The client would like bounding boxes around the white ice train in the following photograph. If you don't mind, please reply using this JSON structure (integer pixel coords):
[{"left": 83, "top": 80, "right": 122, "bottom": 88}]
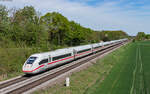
[{"left": 22, "top": 39, "right": 128, "bottom": 74}]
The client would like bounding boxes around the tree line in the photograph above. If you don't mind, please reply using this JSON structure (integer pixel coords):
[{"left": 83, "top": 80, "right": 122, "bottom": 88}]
[
  {"left": 135, "top": 32, "right": 150, "bottom": 41},
  {"left": 0, "top": 5, "right": 128, "bottom": 50}
]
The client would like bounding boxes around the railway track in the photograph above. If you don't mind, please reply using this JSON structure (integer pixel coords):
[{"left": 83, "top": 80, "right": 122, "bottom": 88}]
[
  {"left": 0, "top": 41, "right": 128, "bottom": 94},
  {"left": 0, "top": 76, "right": 28, "bottom": 89}
]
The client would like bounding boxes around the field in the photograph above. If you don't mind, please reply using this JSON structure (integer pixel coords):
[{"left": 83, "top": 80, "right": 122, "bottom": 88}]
[
  {"left": 86, "top": 41, "right": 150, "bottom": 94},
  {"left": 34, "top": 41, "right": 150, "bottom": 94}
]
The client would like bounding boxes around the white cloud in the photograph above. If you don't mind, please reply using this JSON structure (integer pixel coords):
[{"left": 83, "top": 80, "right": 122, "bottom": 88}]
[{"left": 0, "top": 0, "right": 150, "bottom": 35}]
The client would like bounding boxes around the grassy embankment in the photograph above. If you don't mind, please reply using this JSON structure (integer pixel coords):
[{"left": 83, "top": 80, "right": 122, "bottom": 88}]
[
  {"left": 0, "top": 48, "right": 33, "bottom": 81},
  {"left": 34, "top": 42, "right": 132, "bottom": 94}
]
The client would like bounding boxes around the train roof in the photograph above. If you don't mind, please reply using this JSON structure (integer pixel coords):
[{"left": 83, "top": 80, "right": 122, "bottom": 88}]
[
  {"left": 30, "top": 38, "right": 128, "bottom": 58},
  {"left": 69, "top": 44, "right": 91, "bottom": 51},
  {"left": 31, "top": 48, "right": 73, "bottom": 57}
]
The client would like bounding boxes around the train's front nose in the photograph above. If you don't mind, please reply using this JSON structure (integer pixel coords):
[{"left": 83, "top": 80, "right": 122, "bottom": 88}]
[
  {"left": 22, "top": 57, "right": 37, "bottom": 74},
  {"left": 23, "top": 64, "right": 33, "bottom": 73}
]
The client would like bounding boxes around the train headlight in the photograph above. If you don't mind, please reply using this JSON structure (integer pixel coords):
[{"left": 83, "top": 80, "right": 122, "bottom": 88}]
[{"left": 26, "top": 64, "right": 32, "bottom": 68}]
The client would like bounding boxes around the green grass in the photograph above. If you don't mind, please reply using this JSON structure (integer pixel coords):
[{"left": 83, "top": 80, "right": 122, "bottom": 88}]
[
  {"left": 33, "top": 42, "right": 131, "bottom": 94},
  {"left": 86, "top": 42, "right": 136, "bottom": 94},
  {"left": 139, "top": 41, "right": 150, "bottom": 93},
  {"left": 86, "top": 41, "right": 150, "bottom": 94}
]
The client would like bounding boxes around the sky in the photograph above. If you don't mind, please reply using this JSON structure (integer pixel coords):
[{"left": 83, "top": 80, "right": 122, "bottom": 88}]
[{"left": 0, "top": 0, "right": 150, "bottom": 36}]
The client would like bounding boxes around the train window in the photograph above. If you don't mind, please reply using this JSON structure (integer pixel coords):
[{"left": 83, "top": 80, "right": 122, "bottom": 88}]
[
  {"left": 26, "top": 57, "right": 37, "bottom": 64},
  {"left": 52, "top": 53, "right": 71, "bottom": 61},
  {"left": 39, "top": 59, "right": 48, "bottom": 65},
  {"left": 49, "top": 57, "right": 51, "bottom": 62},
  {"left": 94, "top": 46, "right": 101, "bottom": 49},
  {"left": 77, "top": 48, "right": 91, "bottom": 54}
]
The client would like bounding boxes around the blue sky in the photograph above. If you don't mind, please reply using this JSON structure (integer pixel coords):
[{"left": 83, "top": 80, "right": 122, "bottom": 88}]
[{"left": 0, "top": 0, "right": 150, "bottom": 35}]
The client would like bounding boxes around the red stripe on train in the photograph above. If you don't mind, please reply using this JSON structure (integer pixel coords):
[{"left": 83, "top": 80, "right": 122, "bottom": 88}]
[{"left": 23, "top": 65, "right": 44, "bottom": 72}]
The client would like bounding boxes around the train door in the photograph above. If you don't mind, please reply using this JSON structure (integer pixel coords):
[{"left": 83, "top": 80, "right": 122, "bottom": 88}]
[
  {"left": 73, "top": 49, "right": 76, "bottom": 59},
  {"left": 48, "top": 55, "right": 51, "bottom": 63},
  {"left": 91, "top": 45, "right": 94, "bottom": 54},
  {"left": 42, "top": 55, "right": 49, "bottom": 70},
  {"left": 102, "top": 42, "right": 104, "bottom": 49},
  {"left": 47, "top": 55, "right": 51, "bottom": 68}
]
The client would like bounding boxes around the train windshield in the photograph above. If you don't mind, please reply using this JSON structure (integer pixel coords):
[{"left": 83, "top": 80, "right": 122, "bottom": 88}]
[{"left": 26, "top": 57, "right": 37, "bottom": 64}]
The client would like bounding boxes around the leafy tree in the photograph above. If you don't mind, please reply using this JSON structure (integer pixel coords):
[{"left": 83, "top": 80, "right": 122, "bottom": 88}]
[
  {"left": 0, "top": 5, "right": 12, "bottom": 47},
  {"left": 99, "top": 30, "right": 128, "bottom": 41},
  {"left": 145, "top": 34, "right": 150, "bottom": 39},
  {"left": 0, "top": 5, "right": 9, "bottom": 22},
  {"left": 136, "top": 32, "right": 145, "bottom": 41},
  {"left": 41, "top": 12, "right": 71, "bottom": 45},
  {"left": 13, "top": 6, "right": 36, "bottom": 24}
]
